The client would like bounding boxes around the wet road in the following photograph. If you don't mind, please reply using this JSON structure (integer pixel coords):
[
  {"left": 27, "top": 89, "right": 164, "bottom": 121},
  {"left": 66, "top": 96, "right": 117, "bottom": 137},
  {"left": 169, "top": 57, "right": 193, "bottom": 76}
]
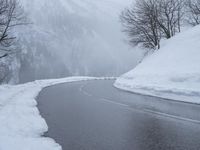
[{"left": 37, "top": 80, "right": 200, "bottom": 150}]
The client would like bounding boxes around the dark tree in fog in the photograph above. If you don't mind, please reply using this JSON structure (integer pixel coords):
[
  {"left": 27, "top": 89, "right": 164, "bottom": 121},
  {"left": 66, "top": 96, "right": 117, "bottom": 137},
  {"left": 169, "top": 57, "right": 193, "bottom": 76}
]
[
  {"left": 121, "top": 0, "right": 185, "bottom": 50},
  {"left": 186, "top": 0, "right": 200, "bottom": 26},
  {"left": 120, "top": 0, "right": 161, "bottom": 50},
  {"left": 157, "top": 0, "right": 185, "bottom": 38},
  {"left": 0, "top": 0, "right": 26, "bottom": 59}
]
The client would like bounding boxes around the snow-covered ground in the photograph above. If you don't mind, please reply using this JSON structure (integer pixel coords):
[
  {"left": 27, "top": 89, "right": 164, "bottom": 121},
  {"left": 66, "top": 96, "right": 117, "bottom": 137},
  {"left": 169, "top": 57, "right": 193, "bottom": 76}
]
[
  {"left": 0, "top": 76, "right": 112, "bottom": 150},
  {"left": 115, "top": 25, "right": 200, "bottom": 104}
]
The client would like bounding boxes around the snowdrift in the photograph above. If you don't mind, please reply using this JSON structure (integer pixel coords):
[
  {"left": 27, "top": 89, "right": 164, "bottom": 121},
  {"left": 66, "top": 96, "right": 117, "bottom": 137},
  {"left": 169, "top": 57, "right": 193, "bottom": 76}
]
[
  {"left": 0, "top": 76, "right": 106, "bottom": 150},
  {"left": 115, "top": 25, "right": 200, "bottom": 104}
]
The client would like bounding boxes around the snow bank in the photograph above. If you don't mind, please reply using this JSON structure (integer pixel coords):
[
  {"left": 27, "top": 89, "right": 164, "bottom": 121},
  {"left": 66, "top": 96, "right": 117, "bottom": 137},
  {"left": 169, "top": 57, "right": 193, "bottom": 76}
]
[
  {"left": 115, "top": 25, "right": 200, "bottom": 104},
  {"left": 0, "top": 76, "right": 103, "bottom": 150}
]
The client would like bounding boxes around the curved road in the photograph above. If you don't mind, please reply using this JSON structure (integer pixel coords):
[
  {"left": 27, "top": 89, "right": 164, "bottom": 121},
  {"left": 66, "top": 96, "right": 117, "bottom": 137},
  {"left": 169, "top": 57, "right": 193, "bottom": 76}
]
[{"left": 37, "top": 80, "right": 200, "bottom": 150}]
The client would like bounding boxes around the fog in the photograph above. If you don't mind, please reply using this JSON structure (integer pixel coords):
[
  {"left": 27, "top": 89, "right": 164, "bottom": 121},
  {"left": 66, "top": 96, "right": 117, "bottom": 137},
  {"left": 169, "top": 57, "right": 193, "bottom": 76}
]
[{"left": 17, "top": 0, "right": 142, "bottom": 83}]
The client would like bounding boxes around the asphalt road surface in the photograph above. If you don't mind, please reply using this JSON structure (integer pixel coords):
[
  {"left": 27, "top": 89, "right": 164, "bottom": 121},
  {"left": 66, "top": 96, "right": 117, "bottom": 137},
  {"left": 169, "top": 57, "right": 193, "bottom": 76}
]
[{"left": 37, "top": 80, "right": 200, "bottom": 150}]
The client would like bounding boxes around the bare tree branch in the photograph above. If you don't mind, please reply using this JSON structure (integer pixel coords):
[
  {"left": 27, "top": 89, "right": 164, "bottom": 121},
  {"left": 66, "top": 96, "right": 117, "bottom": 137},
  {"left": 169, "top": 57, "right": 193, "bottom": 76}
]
[
  {"left": 186, "top": 0, "right": 200, "bottom": 26},
  {"left": 0, "top": 0, "right": 27, "bottom": 58},
  {"left": 120, "top": 0, "right": 161, "bottom": 50},
  {"left": 121, "top": 0, "right": 185, "bottom": 50}
]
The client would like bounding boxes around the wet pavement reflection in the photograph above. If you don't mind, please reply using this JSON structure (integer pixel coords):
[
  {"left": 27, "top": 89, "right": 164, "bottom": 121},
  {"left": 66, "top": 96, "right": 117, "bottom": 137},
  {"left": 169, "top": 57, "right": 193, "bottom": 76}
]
[{"left": 37, "top": 80, "right": 200, "bottom": 150}]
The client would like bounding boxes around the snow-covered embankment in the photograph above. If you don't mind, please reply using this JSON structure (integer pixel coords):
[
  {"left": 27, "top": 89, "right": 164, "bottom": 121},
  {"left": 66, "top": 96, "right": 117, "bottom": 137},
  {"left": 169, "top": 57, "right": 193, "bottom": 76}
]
[
  {"left": 0, "top": 77, "right": 101, "bottom": 150},
  {"left": 115, "top": 25, "right": 200, "bottom": 104}
]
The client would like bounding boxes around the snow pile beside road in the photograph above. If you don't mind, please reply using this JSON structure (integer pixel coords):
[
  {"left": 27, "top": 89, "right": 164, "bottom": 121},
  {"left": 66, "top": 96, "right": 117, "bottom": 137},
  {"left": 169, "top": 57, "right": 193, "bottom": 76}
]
[
  {"left": 0, "top": 77, "right": 98, "bottom": 150},
  {"left": 115, "top": 25, "right": 200, "bottom": 104}
]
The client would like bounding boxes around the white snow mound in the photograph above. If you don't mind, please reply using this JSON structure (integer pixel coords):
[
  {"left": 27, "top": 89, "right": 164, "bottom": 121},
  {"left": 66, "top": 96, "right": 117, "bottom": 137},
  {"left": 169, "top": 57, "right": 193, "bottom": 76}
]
[
  {"left": 115, "top": 25, "right": 200, "bottom": 104},
  {"left": 0, "top": 76, "right": 103, "bottom": 150}
]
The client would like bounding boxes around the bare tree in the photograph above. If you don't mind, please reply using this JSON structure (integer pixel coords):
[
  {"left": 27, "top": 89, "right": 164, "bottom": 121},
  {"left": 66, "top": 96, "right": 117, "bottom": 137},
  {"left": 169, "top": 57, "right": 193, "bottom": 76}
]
[
  {"left": 157, "top": 0, "right": 185, "bottom": 39},
  {"left": 0, "top": 0, "right": 26, "bottom": 59},
  {"left": 186, "top": 0, "right": 200, "bottom": 26},
  {"left": 120, "top": 0, "right": 161, "bottom": 50},
  {"left": 0, "top": 63, "right": 9, "bottom": 83},
  {"left": 121, "top": 0, "right": 185, "bottom": 50}
]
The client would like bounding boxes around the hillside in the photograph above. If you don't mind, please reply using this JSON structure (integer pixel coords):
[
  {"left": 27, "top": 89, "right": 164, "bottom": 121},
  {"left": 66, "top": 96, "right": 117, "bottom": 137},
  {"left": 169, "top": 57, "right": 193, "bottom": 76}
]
[
  {"left": 115, "top": 25, "right": 200, "bottom": 104},
  {"left": 15, "top": 0, "right": 139, "bottom": 83}
]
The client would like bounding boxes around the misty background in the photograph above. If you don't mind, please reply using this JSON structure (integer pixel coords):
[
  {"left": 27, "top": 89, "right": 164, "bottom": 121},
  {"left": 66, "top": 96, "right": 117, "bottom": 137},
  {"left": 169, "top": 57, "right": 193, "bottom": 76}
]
[{"left": 8, "top": 0, "right": 142, "bottom": 83}]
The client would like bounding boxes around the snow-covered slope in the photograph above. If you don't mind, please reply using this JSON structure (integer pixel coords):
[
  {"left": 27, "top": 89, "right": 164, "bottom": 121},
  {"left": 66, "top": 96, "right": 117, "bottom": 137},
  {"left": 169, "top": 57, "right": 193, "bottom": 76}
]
[
  {"left": 0, "top": 76, "right": 102, "bottom": 150},
  {"left": 15, "top": 0, "right": 139, "bottom": 83},
  {"left": 115, "top": 25, "right": 200, "bottom": 104}
]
